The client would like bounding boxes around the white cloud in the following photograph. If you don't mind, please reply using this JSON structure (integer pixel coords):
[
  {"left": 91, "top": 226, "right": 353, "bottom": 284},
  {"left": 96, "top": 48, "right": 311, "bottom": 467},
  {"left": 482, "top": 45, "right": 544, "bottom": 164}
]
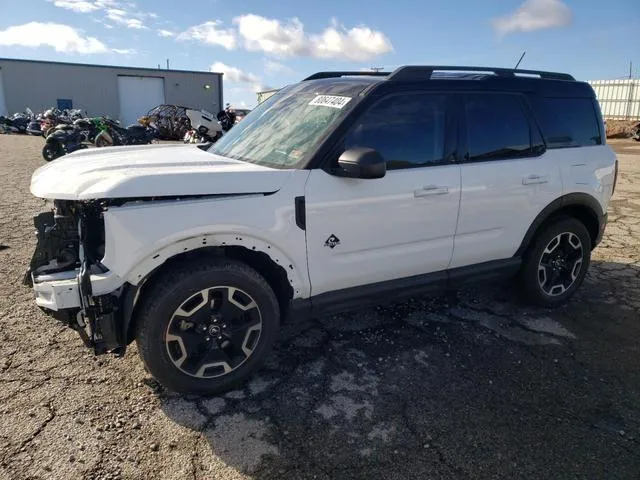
[
  {"left": 0, "top": 22, "right": 136, "bottom": 54},
  {"left": 233, "top": 14, "right": 392, "bottom": 60},
  {"left": 492, "top": 0, "right": 571, "bottom": 35},
  {"left": 211, "top": 62, "right": 264, "bottom": 92},
  {"left": 178, "top": 21, "right": 236, "bottom": 49},
  {"left": 125, "top": 18, "right": 146, "bottom": 29},
  {"left": 0, "top": 22, "right": 108, "bottom": 53},
  {"left": 234, "top": 15, "right": 307, "bottom": 57},
  {"left": 312, "top": 20, "right": 394, "bottom": 61},
  {"left": 157, "top": 29, "right": 176, "bottom": 38},
  {"left": 211, "top": 62, "right": 259, "bottom": 84},
  {"left": 263, "top": 59, "right": 293, "bottom": 75},
  {"left": 180, "top": 15, "right": 392, "bottom": 61},
  {"left": 105, "top": 9, "right": 147, "bottom": 29},
  {"left": 106, "top": 8, "right": 126, "bottom": 17},
  {"left": 111, "top": 47, "right": 136, "bottom": 54},
  {"left": 48, "top": 0, "right": 155, "bottom": 31},
  {"left": 49, "top": 0, "right": 100, "bottom": 13}
]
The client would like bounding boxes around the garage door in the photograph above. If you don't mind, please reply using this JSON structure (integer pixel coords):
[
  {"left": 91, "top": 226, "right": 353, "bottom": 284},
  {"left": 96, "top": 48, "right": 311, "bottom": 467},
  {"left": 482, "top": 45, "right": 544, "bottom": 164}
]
[
  {"left": 0, "top": 70, "right": 7, "bottom": 116},
  {"left": 117, "top": 76, "right": 165, "bottom": 126}
]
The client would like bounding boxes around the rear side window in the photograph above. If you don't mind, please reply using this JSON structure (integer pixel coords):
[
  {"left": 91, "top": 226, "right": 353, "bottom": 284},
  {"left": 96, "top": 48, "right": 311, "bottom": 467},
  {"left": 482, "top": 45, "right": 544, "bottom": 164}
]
[
  {"left": 532, "top": 97, "right": 602, "bottom": 148},
  {"left": 344, "top": 93, "right": 446, "bottom": 169},
  {"left": 464, "top": 94, "right": 538, "bottom": 162}
]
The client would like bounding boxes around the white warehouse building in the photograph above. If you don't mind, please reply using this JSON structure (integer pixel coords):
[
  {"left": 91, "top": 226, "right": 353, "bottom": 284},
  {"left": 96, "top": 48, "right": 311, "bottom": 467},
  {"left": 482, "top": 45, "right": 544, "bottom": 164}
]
[{"left": 0, "top": 58, "right": 224, "bottom": 125}]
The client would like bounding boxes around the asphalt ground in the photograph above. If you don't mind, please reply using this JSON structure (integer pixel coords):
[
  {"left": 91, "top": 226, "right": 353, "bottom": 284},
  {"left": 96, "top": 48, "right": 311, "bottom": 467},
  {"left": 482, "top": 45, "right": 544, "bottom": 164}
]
[{"left": 0, "top": 135, "right": 638, "bottom": 479}]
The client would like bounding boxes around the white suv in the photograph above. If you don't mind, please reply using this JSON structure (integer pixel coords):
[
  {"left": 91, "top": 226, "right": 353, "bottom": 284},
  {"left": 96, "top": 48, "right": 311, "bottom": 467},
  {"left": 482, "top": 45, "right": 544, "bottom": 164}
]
[{"left": 25, "top": 66, "right": 617, "bottom": 394}]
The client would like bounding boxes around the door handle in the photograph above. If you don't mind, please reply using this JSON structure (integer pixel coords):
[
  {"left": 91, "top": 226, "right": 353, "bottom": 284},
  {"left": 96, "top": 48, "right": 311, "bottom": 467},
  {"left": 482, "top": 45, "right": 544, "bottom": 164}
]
[
  {"left": 522, "top": 174, "right": 550, "bottom": 185},
  {"left": 414, "top": 185, "right": 449, "bottom": 197}
]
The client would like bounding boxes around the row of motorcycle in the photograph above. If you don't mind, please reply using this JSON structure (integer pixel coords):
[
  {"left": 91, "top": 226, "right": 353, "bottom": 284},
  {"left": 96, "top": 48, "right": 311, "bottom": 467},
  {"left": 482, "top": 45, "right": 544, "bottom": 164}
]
[
  {"left": 1, "top": 103, "right": 245, "bottom": 161},
  {"left": 43, "top": 115, "right": 157, "bottom": 161},
  {"left": 0, "top": 107, "right": 157, "bottom": 161}
]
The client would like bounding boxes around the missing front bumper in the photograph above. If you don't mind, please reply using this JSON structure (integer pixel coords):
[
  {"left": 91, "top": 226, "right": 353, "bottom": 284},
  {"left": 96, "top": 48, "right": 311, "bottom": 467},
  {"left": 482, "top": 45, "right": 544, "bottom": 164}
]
[{"left": 30, "top": 269, "right": 129, "bottom": 355}]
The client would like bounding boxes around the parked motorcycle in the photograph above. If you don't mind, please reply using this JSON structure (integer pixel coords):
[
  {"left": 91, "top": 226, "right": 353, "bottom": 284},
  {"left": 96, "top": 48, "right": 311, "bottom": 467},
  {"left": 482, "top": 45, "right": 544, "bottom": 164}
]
[
  {"left": 73, "top": 117, "right": 109, "bottom": 143},
  {"left": 94, "top": 118, "right": 157, "bottom": 147},
  {"left": 41, "top": 108, "right": 64, "bottom": 137},
  {"left": 26, "top": 108, "right": 44, "bottom": 136},
  {"left": 0, "top": 112, "right": 29, "bottom": 134},
  {"left": 183, "top": 108, "right": 223, "bottom": 144},
  {"left": 41, "top": 108, "right": 86, "bottom": 137},
  {"left": 42, "top": 125, "right": 87, "bottom": 161},
  {"left": 216, "top": 104, "right": 237, "bottom": 132}
]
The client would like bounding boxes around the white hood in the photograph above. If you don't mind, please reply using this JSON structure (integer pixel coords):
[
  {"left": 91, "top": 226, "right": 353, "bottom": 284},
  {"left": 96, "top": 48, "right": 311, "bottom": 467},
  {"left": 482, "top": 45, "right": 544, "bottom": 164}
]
[{"left": 30, "top": 144, "right": 294, "bottom": 200}]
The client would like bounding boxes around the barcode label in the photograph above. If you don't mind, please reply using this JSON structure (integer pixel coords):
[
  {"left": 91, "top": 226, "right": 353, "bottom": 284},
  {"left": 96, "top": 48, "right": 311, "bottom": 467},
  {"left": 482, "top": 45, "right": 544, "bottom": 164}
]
[{"left": 308, "top": 95, "right": 352, "bottom": 109}]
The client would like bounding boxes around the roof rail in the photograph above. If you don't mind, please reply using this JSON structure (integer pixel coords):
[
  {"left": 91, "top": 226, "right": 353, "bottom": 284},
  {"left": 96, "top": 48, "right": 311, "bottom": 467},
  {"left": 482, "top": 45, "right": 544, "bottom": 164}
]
[
  {"left": 387, "top": 66, "right": 574, "bottom": 81},
  {"left": 303, "top": 71, "right": 391, "bottom": 81}
]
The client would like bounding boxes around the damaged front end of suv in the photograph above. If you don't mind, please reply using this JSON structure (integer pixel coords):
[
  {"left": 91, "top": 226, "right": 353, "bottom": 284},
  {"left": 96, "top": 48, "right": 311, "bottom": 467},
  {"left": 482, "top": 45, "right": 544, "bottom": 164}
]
[
  {"left": 24, "top": 199, "right": 131, "bottom": 355},
  {"left": 24, "top": 142, "right": 298, "bottom": 364}
]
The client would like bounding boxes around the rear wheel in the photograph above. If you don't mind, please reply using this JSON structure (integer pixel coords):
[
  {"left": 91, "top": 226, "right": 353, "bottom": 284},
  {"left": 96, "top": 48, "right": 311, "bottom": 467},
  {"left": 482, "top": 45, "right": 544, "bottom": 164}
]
[
  {"left": 42, "top": 142, "right": 63, "bottom": 161},
  {"left": 519, "top": 217, "right": 591, "bottom": 307},
  {"left": 135, "top": 259, "right": 280, "bottom": 395}
]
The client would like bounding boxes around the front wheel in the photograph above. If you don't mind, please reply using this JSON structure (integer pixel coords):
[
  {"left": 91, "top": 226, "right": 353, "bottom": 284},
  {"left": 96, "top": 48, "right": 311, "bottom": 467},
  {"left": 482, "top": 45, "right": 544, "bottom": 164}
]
[
  {"left": 42, "top": 142, "right": 63, "bottom": 161},
  {"left": 135, "top": 259, "right": 280, "bottom": 395},
  {"left": 519, "top": 217, "right": 591, "bottom": 307}
]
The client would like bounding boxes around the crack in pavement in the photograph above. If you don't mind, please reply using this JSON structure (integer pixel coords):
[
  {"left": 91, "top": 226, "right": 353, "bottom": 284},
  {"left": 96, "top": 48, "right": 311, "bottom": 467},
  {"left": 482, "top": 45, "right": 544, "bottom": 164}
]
[{"left": 9, "top": 401, "right": 55, "bottom": 462}]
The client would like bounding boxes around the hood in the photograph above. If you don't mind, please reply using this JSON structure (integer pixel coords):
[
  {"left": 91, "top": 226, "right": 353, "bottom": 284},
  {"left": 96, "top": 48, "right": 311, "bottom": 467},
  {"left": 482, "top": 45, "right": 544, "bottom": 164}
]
[{"left": 30, "top": 144, "right": 294, "bottom": 200}]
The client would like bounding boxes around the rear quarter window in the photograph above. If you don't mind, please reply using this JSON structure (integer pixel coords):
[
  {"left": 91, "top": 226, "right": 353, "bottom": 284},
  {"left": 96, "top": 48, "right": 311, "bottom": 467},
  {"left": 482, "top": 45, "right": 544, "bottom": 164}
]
[{"left": 531, "top": 97, "right": 602, "bottom": 148}]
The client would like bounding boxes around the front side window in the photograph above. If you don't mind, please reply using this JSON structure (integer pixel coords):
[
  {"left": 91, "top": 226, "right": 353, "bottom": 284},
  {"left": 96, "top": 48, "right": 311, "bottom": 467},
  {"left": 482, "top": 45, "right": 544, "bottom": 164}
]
[
  {"left": 465, "top": 94, "right": 535, "bottom": 161},
  {"left": 344, "top": 93, "right": 447, "bottom": 170}
]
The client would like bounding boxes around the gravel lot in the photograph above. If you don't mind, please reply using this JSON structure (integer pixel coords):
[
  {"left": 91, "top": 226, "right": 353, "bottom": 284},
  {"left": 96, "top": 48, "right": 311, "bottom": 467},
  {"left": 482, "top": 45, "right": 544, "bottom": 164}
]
[{"left": 1, "top": 135, "right": 639, "bottom": 480}]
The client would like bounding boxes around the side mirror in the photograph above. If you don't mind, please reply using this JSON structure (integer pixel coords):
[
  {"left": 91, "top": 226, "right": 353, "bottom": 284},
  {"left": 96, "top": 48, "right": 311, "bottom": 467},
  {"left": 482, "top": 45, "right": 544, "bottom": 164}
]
[{"left": 337, "top": 148, "right": 386, "bottom": 179}]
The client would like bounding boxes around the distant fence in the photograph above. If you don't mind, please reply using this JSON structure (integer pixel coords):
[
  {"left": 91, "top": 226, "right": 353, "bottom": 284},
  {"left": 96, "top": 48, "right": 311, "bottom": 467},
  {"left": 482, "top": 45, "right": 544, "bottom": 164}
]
[{"left": 588, "top": 79, "right": 640, "bottom": 120}]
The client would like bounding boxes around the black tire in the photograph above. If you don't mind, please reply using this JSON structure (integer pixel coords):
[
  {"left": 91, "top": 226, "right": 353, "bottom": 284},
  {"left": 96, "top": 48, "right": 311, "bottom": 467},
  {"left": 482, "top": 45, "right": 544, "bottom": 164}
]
[
  {"left": 42, "top": 142, "right": 63, "bottom": 161},
  {"left": 519, "top": 216, "right": 591, "bottom": 307},
  {"left": 135, "top": 258, "right": 280, "bottom": 395}
]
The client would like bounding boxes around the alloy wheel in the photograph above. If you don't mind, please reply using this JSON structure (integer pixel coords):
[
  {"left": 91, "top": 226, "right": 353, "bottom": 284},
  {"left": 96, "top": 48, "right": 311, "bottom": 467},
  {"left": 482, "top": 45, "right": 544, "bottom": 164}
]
[
  {"left": 537, "top": 232, "right": 584, "bottom": 297},
  {"left": 164, "top": 286, "right": 262, "bottom": 378}
]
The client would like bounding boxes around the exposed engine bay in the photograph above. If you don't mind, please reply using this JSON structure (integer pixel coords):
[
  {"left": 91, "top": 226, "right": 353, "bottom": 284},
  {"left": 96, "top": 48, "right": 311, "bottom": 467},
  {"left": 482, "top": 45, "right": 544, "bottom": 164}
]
[
  {"left": 24, "top": 194, "right": 249, "bottom": 357},
  {"left": 24, "top": 200, "right": 129, "bottom": 355},
  {"left": 26, "top": 200, "right": 105, "bottom": 278}
]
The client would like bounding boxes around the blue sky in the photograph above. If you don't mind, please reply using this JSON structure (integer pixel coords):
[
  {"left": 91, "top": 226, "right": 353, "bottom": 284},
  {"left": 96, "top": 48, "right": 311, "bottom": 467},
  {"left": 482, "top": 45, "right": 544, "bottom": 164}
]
[{"left": 0, "top": 0, "right": 638, "bottom": 108}]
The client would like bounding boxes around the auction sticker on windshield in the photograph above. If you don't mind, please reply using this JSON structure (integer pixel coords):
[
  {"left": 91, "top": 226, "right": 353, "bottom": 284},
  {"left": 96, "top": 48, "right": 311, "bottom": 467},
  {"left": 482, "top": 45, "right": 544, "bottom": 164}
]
[{"left": 309, "top": 95, "right": 352, "bottom": 109}]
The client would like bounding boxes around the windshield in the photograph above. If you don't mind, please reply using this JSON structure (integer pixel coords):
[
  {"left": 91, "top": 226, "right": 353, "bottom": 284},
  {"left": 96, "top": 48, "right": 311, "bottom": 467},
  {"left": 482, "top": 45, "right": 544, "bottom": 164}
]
[{"left": 209, "top": 84, "right": 356, "bottom": 169}]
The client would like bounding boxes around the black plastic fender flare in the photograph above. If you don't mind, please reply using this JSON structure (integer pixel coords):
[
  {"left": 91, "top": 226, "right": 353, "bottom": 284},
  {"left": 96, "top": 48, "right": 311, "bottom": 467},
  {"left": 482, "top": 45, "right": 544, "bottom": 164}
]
[{"left": 514, "top": 193, "right": 604, "bottom": 257}]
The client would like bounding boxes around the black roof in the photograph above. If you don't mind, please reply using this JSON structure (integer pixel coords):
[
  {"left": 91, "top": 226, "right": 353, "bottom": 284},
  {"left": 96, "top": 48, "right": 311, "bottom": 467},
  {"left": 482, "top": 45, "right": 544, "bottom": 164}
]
[
  {"left": 304, "top": 65, "right": 575, "bottom": 82},
  {"left": 302, "top": 65, "right": 595, "bottom": 97}
]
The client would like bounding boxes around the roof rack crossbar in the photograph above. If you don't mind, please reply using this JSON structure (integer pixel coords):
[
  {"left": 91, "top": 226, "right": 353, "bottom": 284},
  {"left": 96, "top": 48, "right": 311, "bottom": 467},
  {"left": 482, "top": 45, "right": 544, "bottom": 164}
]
[
  {"left": 387, "top": 66, "right": 574, "bottom": 81},
  {"left": 303, "top": 71, "right": 391, "bottom": 81}
]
